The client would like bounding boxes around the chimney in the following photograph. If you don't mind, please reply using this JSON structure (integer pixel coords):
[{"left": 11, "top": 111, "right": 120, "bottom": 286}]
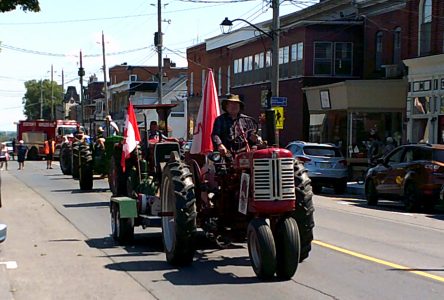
[{"left": 163, "top": 58, "right": 171, "bottom": 69}]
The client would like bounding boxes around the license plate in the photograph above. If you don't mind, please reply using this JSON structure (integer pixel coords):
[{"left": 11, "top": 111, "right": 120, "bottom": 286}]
[{"left": 318, "top": 162, "right": 331, "bottom": 168}]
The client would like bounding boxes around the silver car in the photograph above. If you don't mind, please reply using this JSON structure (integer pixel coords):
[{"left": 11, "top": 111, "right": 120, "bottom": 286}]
[
  {"left": 0, "top": 223, "right": 6, "bottom": 243},
  {"left": 286, "top": 141, "right": 348, "bottom": 194}
]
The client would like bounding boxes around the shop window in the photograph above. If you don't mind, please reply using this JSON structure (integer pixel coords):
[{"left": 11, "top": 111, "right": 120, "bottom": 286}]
[
  {"left": 413, "top": 96, "right": 430, "bottom": 114},
  {"left": 314, "top": 42, "right": 333, "bottom": 75},
  {"left": 412, "top": 119, "right": 429, "bottom": 143},
  {"left": 349, "top": 111, "right": 402, "bottom": 159}
]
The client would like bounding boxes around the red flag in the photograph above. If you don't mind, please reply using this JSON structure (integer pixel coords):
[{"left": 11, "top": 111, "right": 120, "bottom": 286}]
[
  {"left": 190, "top": 68, "right": 220, "bottom": 154},
  {"left": 121, "top": 101, "right": 141, "bottom": 172}
]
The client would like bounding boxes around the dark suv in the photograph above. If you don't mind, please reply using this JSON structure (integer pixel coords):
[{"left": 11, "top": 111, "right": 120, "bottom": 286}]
[{"left": 365, "top": 143, "right": 444, "bottom": 211}]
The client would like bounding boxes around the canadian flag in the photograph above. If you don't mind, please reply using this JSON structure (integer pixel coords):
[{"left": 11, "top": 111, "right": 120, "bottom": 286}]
[
  {"left": 190, "top": 68, "right": 220, "bottom": 154},
  {"left": 121, "top": 101, "right": 141, "bottom": 172}
]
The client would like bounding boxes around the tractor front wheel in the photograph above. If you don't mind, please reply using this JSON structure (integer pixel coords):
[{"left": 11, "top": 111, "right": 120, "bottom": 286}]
[
  {"left": 111, "top": 203, "right": 134, "bottom": 245},
  {"left": 161, "top": 151, "right": 197, "bottom": 266},
  {"left": 247, "top": 218, "right": 277, "bottom": 280},
  {"left": 275, "top": 217, "right": 300, "bottom": 280}
]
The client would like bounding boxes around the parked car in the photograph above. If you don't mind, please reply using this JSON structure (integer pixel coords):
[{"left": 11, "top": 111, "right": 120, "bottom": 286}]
[
  {"left": 0, "top": 223, "right": 6, "bottom": 243},
  {"left": 286, "top": 141, "right": 348, "bottom": 194},
  {"left": 365, "top": 143, "right": 444, "bottom": 212}
]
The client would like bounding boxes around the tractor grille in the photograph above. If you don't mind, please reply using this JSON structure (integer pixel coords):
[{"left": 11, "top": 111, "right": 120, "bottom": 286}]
[{"left": 253, "top": 158, "right": 296, "bottom": 201}]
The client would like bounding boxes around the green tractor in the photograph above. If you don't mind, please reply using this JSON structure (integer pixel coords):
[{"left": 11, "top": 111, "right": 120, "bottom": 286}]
[
  {"left": 70, "top": 132, "right": 124, "bottom": 191},
  {"left": 108, "top": 104, "right": 182, "bottom": 244}
]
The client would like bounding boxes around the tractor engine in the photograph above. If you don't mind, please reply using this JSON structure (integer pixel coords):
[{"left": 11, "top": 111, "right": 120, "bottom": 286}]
[{"left": 233, "top": 148, "right": 296, "bottom": 215}]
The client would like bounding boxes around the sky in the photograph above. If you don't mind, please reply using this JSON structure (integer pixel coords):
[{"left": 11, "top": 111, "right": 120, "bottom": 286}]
[{"left": 0, "top": 0, "right": 315, "bottom": 131}]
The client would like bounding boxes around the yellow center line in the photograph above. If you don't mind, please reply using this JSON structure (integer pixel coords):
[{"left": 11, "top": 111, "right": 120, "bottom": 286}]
[{"left": 313, "top": 240, "right": 444, "bottom": 283}]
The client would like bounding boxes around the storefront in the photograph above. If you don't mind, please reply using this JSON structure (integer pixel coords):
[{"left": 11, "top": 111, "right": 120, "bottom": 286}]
[
  {"left": 404, "top": 54, "right": 444, "bottom": 144},
  {"left": 303, "top": 79, "right": 407, "bottom": 178}
]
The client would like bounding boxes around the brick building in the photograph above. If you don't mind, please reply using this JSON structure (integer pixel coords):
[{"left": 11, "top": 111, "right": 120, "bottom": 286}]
[{"left": 186, "top": 0, "right": 444, "bottom": 175}]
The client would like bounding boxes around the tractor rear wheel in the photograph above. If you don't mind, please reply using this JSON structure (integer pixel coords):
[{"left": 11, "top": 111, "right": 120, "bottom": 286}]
[
  {"left": 111, "top": 202, "right": 134, "bottom": 245},
  {"left": 71, "top": 141, "right": 80, "bottom": 180},
  {"left": 247, "top": 218, "right": 277, "bottom": 280},
  {"left": 79, "top": 142, "right": 93, "bottom": 190},
  {"left": 275, "top": 216, "right": 300, "bottom": 280},
  {"left": 60, "top": 143, "right": 72, "bottom": 175},
  {"left": 292, "top": 161, "right": 314, "bottom": 262},
  {"left": 161, "top": 151, "right": 197, "bottom": 266}
]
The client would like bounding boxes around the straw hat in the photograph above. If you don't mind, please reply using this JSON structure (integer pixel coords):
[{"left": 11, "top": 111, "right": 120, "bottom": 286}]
[{"left": 222, "top": 94, "right": 244, "bottom": 112}]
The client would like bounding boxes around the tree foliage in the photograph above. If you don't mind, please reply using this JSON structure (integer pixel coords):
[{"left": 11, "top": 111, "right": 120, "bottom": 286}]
[
  {"left": 23, "top": 79, "right": 63, "bottom": 120},
  {"left": 0, "top": 0, "right": 40, "bottom": 12}
]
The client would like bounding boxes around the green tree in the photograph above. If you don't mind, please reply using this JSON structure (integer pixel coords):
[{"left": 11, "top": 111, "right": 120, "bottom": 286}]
[
  {"left": 0, "top": 0, "right": 40, "bottom": 12},
  {"left": 22, "top": 79, "right": 63, "bottom": 120}
]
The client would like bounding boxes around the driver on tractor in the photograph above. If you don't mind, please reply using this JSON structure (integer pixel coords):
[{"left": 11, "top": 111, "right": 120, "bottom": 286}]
[{"left": 211, "top": 94, "right": 261, "bottom": 156}]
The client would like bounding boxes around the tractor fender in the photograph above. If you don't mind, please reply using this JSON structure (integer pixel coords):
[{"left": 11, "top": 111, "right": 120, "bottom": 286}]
[{"left": 110, "top": 197, "right": 138, "bottom": 218}]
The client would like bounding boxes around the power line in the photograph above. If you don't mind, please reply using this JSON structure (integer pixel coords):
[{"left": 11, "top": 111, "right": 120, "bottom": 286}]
[{"left": 0, "top": 43, "right": 149, "bottom": 58}]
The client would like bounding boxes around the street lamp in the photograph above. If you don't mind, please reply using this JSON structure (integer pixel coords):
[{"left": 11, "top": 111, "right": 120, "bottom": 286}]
[
  {"left": 220, "top": 17, "right": 273, "bottom": 39},
  {"left": 220, "top": 3, "right": 280, "bottom": 145}
]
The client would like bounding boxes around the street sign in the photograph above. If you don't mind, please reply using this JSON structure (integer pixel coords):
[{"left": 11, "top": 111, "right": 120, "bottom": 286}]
[
  {"left": 273, "top": 106, "right": 284, "bottom": 129},
  {"left": 271, "top": 96, "right": 287, "bottom": 107}
]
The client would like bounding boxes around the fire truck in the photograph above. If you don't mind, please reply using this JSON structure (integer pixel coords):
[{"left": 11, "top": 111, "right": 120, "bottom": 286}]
[{"left": 17, "top": 120, "right": 80, "bottom": 160}]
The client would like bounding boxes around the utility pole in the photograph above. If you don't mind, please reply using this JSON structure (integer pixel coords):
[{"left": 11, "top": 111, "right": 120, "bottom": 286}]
[
  {"left": 271, "top": 0, "right": 280, "bottom": 146},
  {"left": 40, "top": 79, "right": 43, "bottom": 119},
  {"left": 78, "top": 50, "right": 85, "bottom": 126},
  {"left": 61, "top": 69, "right": 65, "bottom": 119},
  {"left": 51, "top": 64, "right": 54, "bottom": 120},
  {"left": 102, "top": 31, "right": 109, "bottom": 116},
  {"left": 157, "top": 0, "right": 163, "bottom": 104}
]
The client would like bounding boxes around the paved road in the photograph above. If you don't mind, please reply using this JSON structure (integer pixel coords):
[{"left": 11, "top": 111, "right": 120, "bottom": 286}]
[{"left": 1, "top": 161, "right": 444, "bottom": 299}]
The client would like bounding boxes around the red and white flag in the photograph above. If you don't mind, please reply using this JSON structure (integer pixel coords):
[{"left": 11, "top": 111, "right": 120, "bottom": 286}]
[
  {"left": 190, "top": 68, "right": 220, "bottom": 154},
  {"left": 121, "top": 101, "right": 141, "bottom": 172}
]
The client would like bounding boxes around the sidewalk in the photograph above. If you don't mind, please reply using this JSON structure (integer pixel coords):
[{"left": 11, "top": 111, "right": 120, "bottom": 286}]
[{"left": 0, "top": 168, "right": 152, "bottom": 299}]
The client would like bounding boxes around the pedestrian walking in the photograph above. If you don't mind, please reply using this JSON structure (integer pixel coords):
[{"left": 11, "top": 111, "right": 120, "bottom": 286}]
[
  {"left": 16, "top": 140, "right": 28, "bottom": 170},
  {"left": 44, "top": 138, "right": 55, "bottom": 169},
  {"left": 0, "top": 144, "right": 8, "bottom": 171}
]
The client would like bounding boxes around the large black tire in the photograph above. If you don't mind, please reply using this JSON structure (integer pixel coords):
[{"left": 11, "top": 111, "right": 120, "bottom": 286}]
[
  {"left": 275, "top": 216, "right": 300, "bottom": 280},
  {"left": 60, "top": 143, "right": 72, "bottom": 175},
  {"left": 79, "top": 142, "right": 93, "bottom": 190},
  {"left": 292, "top": 161, "right": 314, "bottom": 262},
  {"left": 111, "top": 202, "right": 134, "bottom": 245},
  {"left": 108, "top": 156, "right": 127, "bottom": 196},
  {"left": 27, "top": 146, "right": 39, "bottom": 161},
  {"left": 161, "top": 151, "right": 197, "bottom": 266},
  {"left": 247, "top": 218, "right": 277, "bottom": 279},
  {"left": 365, "top": 179, "right": 378, "bottom": 206},
  {"left": 71, "top": 141, "right": 80, "bottom": 180},
  {"left": 404, "top": 181, "right": 420, "bottom": 212}
]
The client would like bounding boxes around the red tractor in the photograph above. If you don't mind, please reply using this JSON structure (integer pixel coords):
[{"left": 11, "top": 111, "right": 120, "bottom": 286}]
[
  {"left": 161, "top": 144, "right": 314, "bottom": 279},
  {"left": 109, "top": 105, "right": 314, "bottom": 280}
]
